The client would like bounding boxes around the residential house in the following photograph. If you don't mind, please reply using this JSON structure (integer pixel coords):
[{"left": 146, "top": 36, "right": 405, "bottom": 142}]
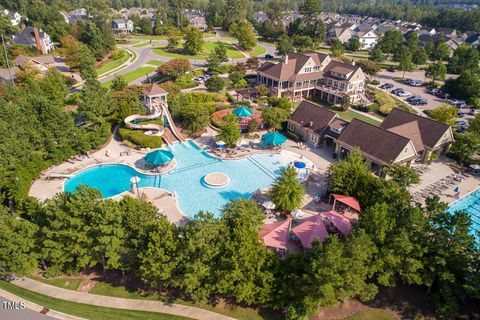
[
  {"left": 3, "top": 9, "right": 22, "bottom": 26},
  {"left": 436, "top": 28, "right": 457, "bottom": 37},
  {"left": 352, "top": 25, "right": 378, "bottom": 49},
  {"left": 12, "top": 27, "right": 54, "bottom": 54},
  {"left": 380, "top": 108, "right": 454, "bottom": 162},
  {"left": 465, "top": 33, "right": 480, "bottom": 47},
  {"left": 112, "top": 19, "right": 134, "bottom": 33},
  {"left": 67, "top": 8, "right": 87, "bottom": 23},
  {"left": 184, "top": 9, "right": 207, "bottom": 31},
  {"left": 287, "top": 102, "right": 454, "bottom": 171},
  {"left": 13, "top": 54, "right": 54, "bottom": 73},
  {"left": 253, "top": 11, "right": 269, "bottom": 24},
  {"left": 327, "top": 24, "right": 354, "bottom": 43},
  {"left": 257, "top": 52, "right": 367, "bottom": 104},
  {"left": 372, "top": 24, "right": 395, "bottom": 35}
]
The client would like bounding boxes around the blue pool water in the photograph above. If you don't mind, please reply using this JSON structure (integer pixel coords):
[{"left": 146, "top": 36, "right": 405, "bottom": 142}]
[
  {"left": 64, "top": 141, "right": 298, "bottom": 217},
  {"left": 448, "top": 188, "right": 480, "bottom": 237}
]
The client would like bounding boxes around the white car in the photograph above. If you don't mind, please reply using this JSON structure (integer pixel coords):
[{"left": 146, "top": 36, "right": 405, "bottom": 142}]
[{"left": 397, "top": 91, "right": 411, "bottom": 97}]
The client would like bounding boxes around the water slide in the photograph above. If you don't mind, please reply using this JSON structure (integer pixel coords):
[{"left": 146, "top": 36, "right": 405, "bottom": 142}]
[
  {"left": 160, "top": 103, "right": 186, "bottom": 142},
  {"left": 124, "top": 104, "right": 164, "bottom": 136}
]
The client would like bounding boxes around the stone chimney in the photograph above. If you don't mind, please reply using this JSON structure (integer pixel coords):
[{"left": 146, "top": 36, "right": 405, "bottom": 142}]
[
  {"left": 33, "top": 27, "right": 45, "bottom": 54},
  {"left": 284, "top": 54, "right": 288, "bottom": 64}
]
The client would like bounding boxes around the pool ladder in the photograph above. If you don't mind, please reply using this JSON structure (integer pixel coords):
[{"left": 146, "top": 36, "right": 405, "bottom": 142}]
[{"left": 247, "top": 157, "right": 276, "bottom": 180}]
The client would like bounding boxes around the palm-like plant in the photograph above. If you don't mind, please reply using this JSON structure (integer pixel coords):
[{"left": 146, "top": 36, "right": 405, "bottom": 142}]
[{"left": 269, "top": 166, "right": 304, "bottom": 212}]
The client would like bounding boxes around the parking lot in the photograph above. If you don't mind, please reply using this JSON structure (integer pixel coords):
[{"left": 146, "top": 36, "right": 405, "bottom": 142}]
[{"left": 375, "top": 70, "right": 476, "bottom": 124}]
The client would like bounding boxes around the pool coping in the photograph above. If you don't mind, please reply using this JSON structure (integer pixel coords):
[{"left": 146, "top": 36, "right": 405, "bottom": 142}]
[{"left": 448, "top": 186, "right": 480, "bottom": 208}]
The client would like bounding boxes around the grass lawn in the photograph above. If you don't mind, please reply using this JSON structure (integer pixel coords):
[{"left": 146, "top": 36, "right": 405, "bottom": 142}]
[
  {"left": 132, "top": 42, "right": 151, "bottom": 47},
  {"left": 102, "top": 66, "right": 156, "bottom": 88},
  {"left": 37, "top": 279, "right": 281, "bottom": 320},
  {"left": 146, "top": 60, "right": 165, "bottom": 66},
  {"left": 0, "top": 281, "right": 190, "bottom": 320},
  {"left": 345, "top": 310, "right": 397, "bottom": 320},
  {"left": 130, "top": 34, "right": 167, "bottom": 40},
  {"left": 154, "top": 42, "right": 245, "bottom": 60},
  {"left": 30, "top": 275, "right": 83, "bottom": 291},
  {"left": 96, "top": 50, "right": 129, "bottom": 75},
  {"left": 370, "top": 87, "right": 416, "bottom": 115},
  {"left": 250, "top": 45, "right": 267, "bottom": 57},
  {"left": 310, "top": 99, "right": 382, "bottom": 126}
]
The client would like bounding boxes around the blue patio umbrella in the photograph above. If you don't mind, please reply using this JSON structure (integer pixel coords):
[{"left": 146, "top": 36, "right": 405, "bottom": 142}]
[
  {"left": 144, "top": 150, "right": 174, "bottom": 166},
  {"left": 294, "top": 161, "right": 306, "bottom": 169},
  {"left": 232, "top": 106, "right": 253, "bottom": 118},
  {"left": 261, "top": 132, "right": 287, "bottom": 145}
]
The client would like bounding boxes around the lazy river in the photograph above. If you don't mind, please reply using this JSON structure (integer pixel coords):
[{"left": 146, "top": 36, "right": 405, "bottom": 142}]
[{"left": 64, "top": 141, "right": 306, "bottom": 217}]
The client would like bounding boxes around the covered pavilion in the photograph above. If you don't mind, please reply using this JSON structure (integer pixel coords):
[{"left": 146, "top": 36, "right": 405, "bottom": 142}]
[
  {"left": 259, "top": 218, "right": 292, "bottom": 251},
  {"left": 291, "top": 215, "right": 328, "bottom": 249}
]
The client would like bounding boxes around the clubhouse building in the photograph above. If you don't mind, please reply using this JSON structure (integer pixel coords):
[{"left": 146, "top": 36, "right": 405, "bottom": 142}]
[
  {"left": 257, "top": 52, "right": 367, "bottom": 104},
  {"left": 288, "top": 101, "right": 454, "bottom": 172}
]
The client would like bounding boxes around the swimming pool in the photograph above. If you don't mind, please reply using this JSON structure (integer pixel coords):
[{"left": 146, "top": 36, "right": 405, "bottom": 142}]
[
  {"left": 448, "top": 188, "right": 480, "bottom": 236},
  {"left": 64, "top": 141, "right": 305, "bottom": 217}
]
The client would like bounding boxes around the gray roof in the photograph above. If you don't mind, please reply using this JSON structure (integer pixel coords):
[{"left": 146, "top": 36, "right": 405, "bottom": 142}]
[
  {"left": 13, "top": 27, "right": 47, "bottom": 46},
  {"left": 289, "top": 100, "right": 337, "bottom": 136}
]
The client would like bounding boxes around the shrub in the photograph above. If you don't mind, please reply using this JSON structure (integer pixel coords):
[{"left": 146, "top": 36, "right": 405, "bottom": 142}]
[
  {"left": 159, "top": 81, "right": 181, "bottom": 94},
  {"left": 118, "top": 127, "right": 163, "bottom": 148},
  {"left": 226, "top": 92, "right": 235, "bottom": 102},
  {"left": 205, "top": 76, "right": 225, "bottom": 92},
  {"left": 285, "top": 130, "right": 302, "bottom": 142},
  {"left": 210, "top": 64, "right": 234, "bottom": 74},
  {"left": 175, "top": 74, "right": 197, "bottom": 89},
  {"left": 232, "top": 100, "right": 251, "bottom": 106},
  {"left": 370, "top": 79, "right": 380, "bottom": 85}
]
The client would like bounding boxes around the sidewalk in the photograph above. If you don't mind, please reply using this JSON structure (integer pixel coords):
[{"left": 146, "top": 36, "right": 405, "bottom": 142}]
[{"left": 11, "top": 278, "right": 236, "bottom": 320}]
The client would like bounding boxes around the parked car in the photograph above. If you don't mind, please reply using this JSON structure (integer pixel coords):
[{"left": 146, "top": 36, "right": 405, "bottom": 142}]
[
  {"left": 264, "top": 54, "right": 274, "bottom": 60},
  {"left": 457, "top": 111, "right": 466, "bottom": 117},
  {"left": 458, "top": 103, "right": 471, "bottom": 109},
  {"left": 427, "top": 87, "right": 440, "bottom": 94},
  {"left": 456, "top": 126, "right": 467, "bottom": 133},
  {"left": 411, "top": 99, "right": 428, "bottom": 105},
  {"left": 392, "top": 88, "right": 403, "bottom": 94},
  {"left": 192, "top": 76, "right": 205, "bottom": 83},
  {"left": 436, "top": 91, "right": 451, "bottom": 99},
  {"left": 380, "top": 83, "right": 394, "bottom": 89},
  {"left": 470, "top": 109, "right": 480, "bottom": 115},
  {"left": 397, "top": 90, "right": 412, "bottom": 97},
  {"left": 456, "top": 120, "right": 468, "bottom": 127},
  {"left": 387, "top": 66, "right": 396, "bottom": 72},
  {"left": 406, "top": 95, "right": 422, "bottom": 102},
  {"left": 448, "top": 99, "right": 466, "bottom": 106},
  {"left": 405, "top": 79, "right": 422, "bottom": 86}
]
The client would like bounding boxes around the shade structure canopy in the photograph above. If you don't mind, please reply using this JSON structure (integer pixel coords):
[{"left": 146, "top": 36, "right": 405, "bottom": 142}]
[
  {"left": 294, "top": 161, "right": 306, "bottom": 169},
  {"left": 232, "top": 106, "right": 253, "bottom": 118},
  {"left": 259, "top": 218, "right": 292, "bottom": 250},
  {"left": 261, "top": 132, "right": 287, "bottom": 145},
  {"left": 332, "top": 193, "right": 361, "bottom": 212},
  {"left": 144, "top": 150, "right": 174, "bottom": 166},
  {"left": 292, "top": 214, "right": 328, "bottom": 248},
  {"left": 321, "top": 211, "right": 353, "bottom": 235},
  {"left": 216, "top": 140, "right": 225, "bottom": 146}
]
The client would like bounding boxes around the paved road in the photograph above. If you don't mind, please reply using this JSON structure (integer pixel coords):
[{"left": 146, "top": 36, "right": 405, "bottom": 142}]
[
  {"left": 100, "top": 33, "right": 277, "bottom": 86},
  {"left": 0, "top": 296, "right": 56, "bottom": 320}
]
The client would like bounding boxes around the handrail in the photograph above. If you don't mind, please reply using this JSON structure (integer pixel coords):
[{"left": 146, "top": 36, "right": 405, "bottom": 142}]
[{"left": 169, "top": 159, "right": 220, "bottom": 174}]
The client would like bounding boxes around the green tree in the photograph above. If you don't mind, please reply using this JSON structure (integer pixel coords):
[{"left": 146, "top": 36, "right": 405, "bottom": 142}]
[
  {"left": 443, "top": 70, "right": 480, "bottom": 102},
  {"left": 166, "top": 28, "right": 183, "bottom": 49},
  {"left": 183, "top": 26, "right": 205, "bottom": 55},
  {"left": 76, "top": 43, "right": 97, "bottom": 80},
  {"left": 377, "top": 30, "right": 403, "bottom": 55},
  {"left": 267, "top": 97, "right": 293, "bottom": 111},
  {"left": 447, "top": 44, "right": 480, "bottom": 74},
  {"left": 205, "top": 75, "right": 225, "bottom": 92},
  {"left": 300, "top": 0, "right": 322, "bottom": 16},
  {"left": 426, "top": 104, "right": 457, "bottom": 126},
  {"left": 449, "top": 132, "right": 480, "bottom": 164},
  {"left": 157, "top": 58, "right": 191, "bottom": 79},
  {"left": 383, "top": 164, "right": 420, "bottom": 188},
  {"left": 432, "top": 40, "right": 451, "bottom": 62},
  {"left": 0, "top": 207, "right": 38, "bottom": 278},
  {"left": 79, "top": 79, "right": 114, "bottom": 120},
  {"left": 262, "top": 107, "right": 290, "bottom": 129},
  {"left": 326, "top": 149, "right": 371, "bottom": 196},
  {"left": 230, "top": 20, "right": 257, "bottom": 51},
  {"left": 397, "top": 48, "right": 414, "bottom": 78},
  {"left": 369, "top": 47, "right": 385, "bottom": 63},
  {"left": 207, "top": 42, "right": 228, "bottom": 69},
  {"left": 412, "top": 47, "right": 428, "bottom": 67},
  {"left": 347, "top": 38, "right": 360, "bottom": 51},
  {"left": 269, "top": 166, "right": 304, "bottom": 211},
  {"left": 425, "top": 62, "right": 447, "bottom": 82},
  {"left": 330, "top": 39, "right": 344, "bottom": 57},
  {"left": 179, "top": 103, "right": 211, "bottom": 134},
  {"left": 276, "top": 34, "right": 295, "bottom": 56},
  {"left": 110, "top": 75, "right": 128, "bottom": 91},
  {"left": 218, "top": 118, "right": 241, "bottom": 146}
]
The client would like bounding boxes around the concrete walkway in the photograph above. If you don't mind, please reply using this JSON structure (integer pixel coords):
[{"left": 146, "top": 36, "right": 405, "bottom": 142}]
[{"left": 11, "top": 278, "right": 235, "bottom": 320}]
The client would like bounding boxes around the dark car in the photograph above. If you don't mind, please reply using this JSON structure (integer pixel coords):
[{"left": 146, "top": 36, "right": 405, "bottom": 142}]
[
  {"left": 436, "top": 91, "right": 451, "bottom": 99},
  {"left": 380, "top": 83, "right": 394, "bottom": 89},
  {"left": 264, "top": 54, "right": 274, "bottom": 60},
  {"left": 457, "top": 111, "right": 466, "bottom": 117},
  {"left": 406, "top": 95, "right": 422, "bottom": 102},
  {"left": 427, "top": 87, "right": 439, "bottom": 94},
  {"left": 387, "top": 66, "right": 396, "bottom": 72},
  {"left": 392, "top": 88, "right": 403, "bottom": 94},
  {"left": 411, "top": 99, "right": 428, "bottom": 105}
]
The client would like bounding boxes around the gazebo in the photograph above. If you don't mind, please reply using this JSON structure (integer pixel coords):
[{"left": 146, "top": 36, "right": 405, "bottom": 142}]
[
  {"left": 144, "top": 150, "right": 174, "bottom": 167},
  {"left": 143, "top": 83, "right": 168, "bottom": 112},
  {"left": 321, "top": 211, "right": 353, "bottom": 235},
  {"left": 330, "top": 194, "right": 361, "bottom": 213},
  {"left": 259, "top": 218, "right": 292, "bottom": 251},
  {"left": 291, "top": 214, "right": 328, "bottom": 249},
  {"left": 261, "top": 132, "right": 287, "bottom": 146}
]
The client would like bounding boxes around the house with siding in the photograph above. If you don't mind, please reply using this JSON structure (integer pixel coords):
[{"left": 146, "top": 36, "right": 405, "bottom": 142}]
[
  {"left": 257, "top": 52, "right": 367, "bottom": 104},
  {"left": 287, "top": 101, "right": 454, "bottom": 171}
]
